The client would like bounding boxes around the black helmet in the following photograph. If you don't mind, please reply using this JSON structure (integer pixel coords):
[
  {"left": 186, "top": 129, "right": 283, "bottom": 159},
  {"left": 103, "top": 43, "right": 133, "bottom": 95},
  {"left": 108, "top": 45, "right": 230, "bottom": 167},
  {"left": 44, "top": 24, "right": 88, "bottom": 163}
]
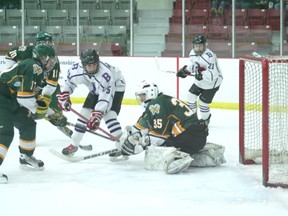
[
  {"left": 35, "top": 31, "right": 53, "bottom": 46},
  {"left": 80, "top": 49, "right": 100, "bottom": 75},
  {"left": 192, "top": 35, "right": 206, "bottom": 55}
]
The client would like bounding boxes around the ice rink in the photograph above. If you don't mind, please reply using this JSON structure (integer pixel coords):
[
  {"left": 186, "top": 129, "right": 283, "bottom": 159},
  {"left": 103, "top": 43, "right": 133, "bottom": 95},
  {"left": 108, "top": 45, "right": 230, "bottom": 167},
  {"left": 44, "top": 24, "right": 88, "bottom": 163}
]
[{"left": 1, "top": 104, "right": 288, "bottom": 216}]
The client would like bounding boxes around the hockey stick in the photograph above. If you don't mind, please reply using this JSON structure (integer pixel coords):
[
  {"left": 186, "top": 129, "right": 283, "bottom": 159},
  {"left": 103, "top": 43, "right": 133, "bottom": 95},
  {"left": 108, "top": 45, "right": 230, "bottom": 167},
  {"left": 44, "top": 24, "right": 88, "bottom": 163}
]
[
  {"left": 49, "top": 148, "right": 119, "bottom": 162},
  {"left": 155, "top": 57, "right": 195, "bottom": 76},
  {"left": 70, "top": 107, "right": 119, "bottom": 141},
  {"left": 66, "top": 122, "right": 114, "bottom": 141}
]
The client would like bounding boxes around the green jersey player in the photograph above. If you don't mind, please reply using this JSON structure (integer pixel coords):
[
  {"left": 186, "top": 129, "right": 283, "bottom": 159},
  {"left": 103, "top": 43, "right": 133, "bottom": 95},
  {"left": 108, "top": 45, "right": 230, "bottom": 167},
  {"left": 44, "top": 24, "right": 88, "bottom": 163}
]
[
  {"left": 0, "top": 45, "right": 56, "bottom": 183},
  {"left": 117, "top": 81, "right": 209, "bottom": 174}
]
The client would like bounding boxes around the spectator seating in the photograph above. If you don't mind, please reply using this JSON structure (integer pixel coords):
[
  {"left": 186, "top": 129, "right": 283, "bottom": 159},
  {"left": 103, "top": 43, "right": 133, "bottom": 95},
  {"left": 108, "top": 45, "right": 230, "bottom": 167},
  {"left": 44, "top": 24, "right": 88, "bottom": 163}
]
[
  {"left": 0, "top": 42, "right": 19, "bottom": 55},
  {"left": 0, "top": 9, "right": 5, "bottom": 25},
  {"left": 40, "top": 0, "right": 59, "bottom": 9},
  {"left": 58, "top": 0, "right": 76, "bottom": 10},
  {"left": 266, "top": 9, "right": 286, "bottom": 30},
  {"left": 247, "top": 9, "right": 267, "bottom": 26},
  {"left": 6, "top": 9, "right": 24, "bottom": 26},
  {"left": 235, "top": 42, "right": 257, "bottom": 57},
  {"left": 24, "top": 25, "right": 40, "bottom": 43},
  {"left": 80, "top": 0, "right": 99, "bottom": 10},
  {"left": 99, "top": 0, "right": 117, "bottom": 10},
  {"left": 0, "top": 26, "right": 19, "bottom": 43},
  {"left": 90, "top": 9, "right": 111, "bottom": 25},
  {"left": 193, "top": 0, "right": 211, "bottom": 9},
  {"left": 173, "top": 0, "right": 194, "bottom": 10},
  {"left": 208, "top": 25, "right": 229, "bottom": 40},
  {"left": 47, "top": 9, "right": 69, "bottom": 26},
  {"left": 188, "top": 9, "right": 209, "bottom": 25},
  {"left": 41, "top": 25, "right": 63, "bottom": 42},
  {"left": 69, "top": 9, "right": 90, "bottom": 26},
  {"left": 207, "top": 40, "right": 232, "bottom": 58},
  {"left": 169, "top": 9, "right": 190, "bottom": 24},
  {"left": 25, "top": 0, "right": 40, "bottom": 9},
  {"left": 110, "top": 9, "right": 130, "bottom": 26},
  {"left": 27, "top": 9, "right": 48, "bottom": 26},
  {"left": 62, "top": 26, "right": 84, "bottom": 43},
  {"left": 249, "top": 25, "right": 272, "bottom": 44},
  {"left": 83, "top": 25, "right": 106, "bottom": 42},
  {"left": 226, "top": 9, "right": 247, "bottom": 26}
]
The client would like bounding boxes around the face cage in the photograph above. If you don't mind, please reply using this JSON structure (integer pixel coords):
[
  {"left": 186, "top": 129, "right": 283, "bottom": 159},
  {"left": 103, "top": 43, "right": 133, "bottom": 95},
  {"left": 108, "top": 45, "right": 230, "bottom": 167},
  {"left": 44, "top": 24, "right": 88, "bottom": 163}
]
[
  {"left": 83, "top": 63, "right": 99, "bottom": 76},
  {"left": 36, "top": 40, "right": 53, "bottom": 47}
]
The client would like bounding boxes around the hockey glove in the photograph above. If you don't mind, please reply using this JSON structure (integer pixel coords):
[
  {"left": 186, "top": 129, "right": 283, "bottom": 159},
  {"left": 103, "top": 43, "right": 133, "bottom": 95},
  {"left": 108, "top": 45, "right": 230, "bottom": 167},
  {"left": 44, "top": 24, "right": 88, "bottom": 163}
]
[
  {"left": 45, "top": 109, "right": 68, "bottom": 127},
  {"left": 176, "top": 65, "right": 190, "bottom": 78},
  {"left": 195, "top": 63, "right": 204, "bottom": 81},
  {"left": 87, "top": 110, "right": 103, "bottom": 130},
  {"left": 121, "top": 132, "right": 150, "bottom": 156},
  {"left": 37, "top": 94, "right": 52, "bottom": 106},
  {"left": 56, "top": 91, "right": 71, "bottom": 111},
  {"left": 31, "top": 100, "right": 49, "bottom": 120}
]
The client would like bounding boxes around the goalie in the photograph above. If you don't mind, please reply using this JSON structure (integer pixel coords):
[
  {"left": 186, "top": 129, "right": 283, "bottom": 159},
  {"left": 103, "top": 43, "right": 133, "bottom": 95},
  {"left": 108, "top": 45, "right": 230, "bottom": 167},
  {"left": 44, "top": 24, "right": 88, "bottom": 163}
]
[{"left": 117, "top": 80, "right": 226, "bottom": 174}]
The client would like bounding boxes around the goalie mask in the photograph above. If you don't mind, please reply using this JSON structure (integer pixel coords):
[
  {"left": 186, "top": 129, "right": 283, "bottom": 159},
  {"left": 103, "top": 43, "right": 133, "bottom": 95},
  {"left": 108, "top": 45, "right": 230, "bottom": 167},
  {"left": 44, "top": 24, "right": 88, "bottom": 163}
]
[
  {"left": 32, "top": 44, "right": 56, "bottom": 69},
  {"left": 135, "top": 80, "right": 159, "bottom": 109},
  {"left": 80, "top": 49, "right": 100, "bottom": 76},
  {"left": 35, "top": 31, "right": 53, "bottom": 46},
  {"left": 192, "top": 35, "right": 206, "bottom": 56}
]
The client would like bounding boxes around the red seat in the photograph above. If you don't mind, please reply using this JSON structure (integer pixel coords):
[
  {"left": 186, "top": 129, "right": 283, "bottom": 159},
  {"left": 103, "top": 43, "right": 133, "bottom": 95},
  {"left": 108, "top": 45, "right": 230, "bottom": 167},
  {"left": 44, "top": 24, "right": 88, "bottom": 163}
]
[
  {"left": 233, "top": 25, "right": 250, "bottom": 42},
  {"left": 57, "top": 43, "right": 77, "bottom": 56},
  {"left": 169, "top": 9, "right": 190, "bottom": 24},
  {"left": 0, "top": 42, "right": 19, "bottom": 55},
  {"left": 189, "top": 9, "right": 208, "bottom": 25},
  {"left": 194, "top": 0, "right": 211, "bottom": 9},
  {"left": 247, "top": 9, "right": 267, "bottom": 26},
  {"left": 111, "top": 43, "right": 123, "bottom": 56},
  {"left": 266, "top": 9, "right": 286, "bottom": 30},
  {"left": 235, "top": 42, "right": 258, "bottom": 57},
  {"left": 207, "top": 41, "right": 232, "bottom": 58},
  {"left": 208, "top": 25, "right": 229, "bottom": 40},
  {"left": 226, "top": 9, "right": 247, "bottom": 26},
  {"left": 99, "top": 43, "right": 113, "bottom": 56},
  {"left": 173, "top": 0, "right": 194, "bottom": 10},
  {"left": 249, "top": 25, "right": 272, "bottom": 43}
]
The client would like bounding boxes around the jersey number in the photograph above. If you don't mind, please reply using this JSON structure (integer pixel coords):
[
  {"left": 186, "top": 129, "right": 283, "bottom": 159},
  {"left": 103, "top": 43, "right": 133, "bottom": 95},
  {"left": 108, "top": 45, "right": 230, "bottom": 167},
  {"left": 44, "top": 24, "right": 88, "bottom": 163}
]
[
  {"left": 153, "top": 119, "right": 162, "bottom": 129},
  {"left": 171, "top": 98, "right": 194, "bottom": 116}
]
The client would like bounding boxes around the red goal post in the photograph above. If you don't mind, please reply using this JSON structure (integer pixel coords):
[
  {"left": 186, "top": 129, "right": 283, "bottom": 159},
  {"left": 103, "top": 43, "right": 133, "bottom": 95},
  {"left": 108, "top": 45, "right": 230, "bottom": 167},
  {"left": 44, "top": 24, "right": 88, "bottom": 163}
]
[{"left": 239, "top": 55, "right": 288, "bottom": 188}]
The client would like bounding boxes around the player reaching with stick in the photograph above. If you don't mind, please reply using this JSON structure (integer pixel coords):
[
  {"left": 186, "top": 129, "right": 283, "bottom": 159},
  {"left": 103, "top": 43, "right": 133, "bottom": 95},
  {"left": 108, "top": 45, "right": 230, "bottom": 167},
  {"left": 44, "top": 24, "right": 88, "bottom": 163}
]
[
  {"left": 176, "top": 35, "right": 223, "bottom": 125},
  {"left": 57, "top": 49, "right": 126, "bottom": 156}
]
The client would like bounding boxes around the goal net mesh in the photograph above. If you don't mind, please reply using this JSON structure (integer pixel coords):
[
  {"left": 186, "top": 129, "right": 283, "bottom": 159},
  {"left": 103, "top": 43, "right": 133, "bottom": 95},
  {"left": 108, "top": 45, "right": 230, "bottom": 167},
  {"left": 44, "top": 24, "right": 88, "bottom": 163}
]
[{"left": 239, "top": 56, "right": 288, "bottom": 188}]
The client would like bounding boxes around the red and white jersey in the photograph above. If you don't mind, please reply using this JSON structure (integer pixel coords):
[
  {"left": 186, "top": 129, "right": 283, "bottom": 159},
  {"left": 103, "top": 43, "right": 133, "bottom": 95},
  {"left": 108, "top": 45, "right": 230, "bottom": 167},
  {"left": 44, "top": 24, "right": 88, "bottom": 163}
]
[
  {"left": 187, "top": 48, "right": 223, "bottom": 89},
  {"left": 62, "top": 61, "right": 125, "bottom": 114}
]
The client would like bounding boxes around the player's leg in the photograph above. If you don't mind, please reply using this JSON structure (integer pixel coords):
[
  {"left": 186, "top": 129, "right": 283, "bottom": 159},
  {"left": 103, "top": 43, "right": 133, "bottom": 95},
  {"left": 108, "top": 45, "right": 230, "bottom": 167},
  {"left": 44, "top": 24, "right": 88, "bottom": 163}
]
[
  {"left": 62, "top": 92, "right": 97, "bottom": 155},
  {"left": 13, "top": 107, "right": 44, "bottom": 170},
  {"left": 187, "top": 84, "right": 202, "bottom": 114},
  {"left": 0, "top": 107, "right": 15, "bottom": 183},
  {"left": 198, "top": 86, "right": 220, "bottom": 122}
]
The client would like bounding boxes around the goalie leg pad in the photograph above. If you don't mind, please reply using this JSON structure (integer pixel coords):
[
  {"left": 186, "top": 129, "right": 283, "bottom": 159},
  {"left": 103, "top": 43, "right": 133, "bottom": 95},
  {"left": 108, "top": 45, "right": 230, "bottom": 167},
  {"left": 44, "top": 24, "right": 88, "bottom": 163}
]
[
  {"left": 144, "top": 146, "right": 193, "bottom": 174},
  {"left": 190, "top": 142, "right": 226, "bottom": 167}
]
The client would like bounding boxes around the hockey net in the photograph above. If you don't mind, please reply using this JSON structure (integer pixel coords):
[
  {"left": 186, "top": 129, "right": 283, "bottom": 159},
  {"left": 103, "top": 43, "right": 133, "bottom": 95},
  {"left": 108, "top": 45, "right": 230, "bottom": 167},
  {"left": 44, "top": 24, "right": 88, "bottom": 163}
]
[{"left": 239, "top": 55, "right": 288, "bottom": 188}]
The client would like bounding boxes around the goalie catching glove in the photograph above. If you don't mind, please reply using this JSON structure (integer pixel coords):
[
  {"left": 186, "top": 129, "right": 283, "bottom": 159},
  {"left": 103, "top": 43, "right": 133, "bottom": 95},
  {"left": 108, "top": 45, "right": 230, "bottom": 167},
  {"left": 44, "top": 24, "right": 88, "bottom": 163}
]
[
  {"left": 176, "top": 65, "right": 190, "bottom": 78},
  {"left": 121, "top": 131, "right": 150, "bottom": 156}
]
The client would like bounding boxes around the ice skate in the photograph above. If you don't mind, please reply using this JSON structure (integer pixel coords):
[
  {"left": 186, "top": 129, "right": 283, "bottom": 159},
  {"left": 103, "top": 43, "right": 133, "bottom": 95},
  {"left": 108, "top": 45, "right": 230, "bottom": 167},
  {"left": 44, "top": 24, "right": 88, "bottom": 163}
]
[
  {"left": 19, "top": 154, "right": 44, "bottom": 170},
  {"left": 62, "top": 144, "right": 78, "bottom": 156}
]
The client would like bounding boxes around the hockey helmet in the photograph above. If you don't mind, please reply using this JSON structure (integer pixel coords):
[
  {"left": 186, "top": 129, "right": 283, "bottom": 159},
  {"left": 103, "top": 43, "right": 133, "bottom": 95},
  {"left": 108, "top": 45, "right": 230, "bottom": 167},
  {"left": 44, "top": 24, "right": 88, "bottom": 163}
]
[
  {"left": 135, "top": 80, "right": 159, "bottom": 109},
  {"left": 80, "top": 49, "right": 100, "bottom": 76},
  {"left": 192, "top": 35, "right": 207, "bottom": 55},
  {"left": 35, "top": 31, "right": 53, "bottom": 46},
  {"left": 32, "top": 44, "right": 56, "bottom": 68}
]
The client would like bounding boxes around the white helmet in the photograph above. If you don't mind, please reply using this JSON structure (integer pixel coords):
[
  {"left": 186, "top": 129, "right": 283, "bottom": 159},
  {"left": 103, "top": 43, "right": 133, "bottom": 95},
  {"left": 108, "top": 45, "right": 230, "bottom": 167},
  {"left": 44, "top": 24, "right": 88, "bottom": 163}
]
[{"left": 135, "top": 80, "right": 159, "bottom": 108}]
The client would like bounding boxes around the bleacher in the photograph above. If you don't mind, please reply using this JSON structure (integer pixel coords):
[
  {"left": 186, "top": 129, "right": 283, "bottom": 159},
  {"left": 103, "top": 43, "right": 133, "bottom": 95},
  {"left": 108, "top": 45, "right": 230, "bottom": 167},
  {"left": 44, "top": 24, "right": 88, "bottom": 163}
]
[
  {"left": 0, "top": 0, "right": 133, "bottom": 56},
  {"left": 162, "top": 0, "right": 286, "bottom": 58},
  {"left": 0, "top": 0, "right": 286, "bottom": 57}
]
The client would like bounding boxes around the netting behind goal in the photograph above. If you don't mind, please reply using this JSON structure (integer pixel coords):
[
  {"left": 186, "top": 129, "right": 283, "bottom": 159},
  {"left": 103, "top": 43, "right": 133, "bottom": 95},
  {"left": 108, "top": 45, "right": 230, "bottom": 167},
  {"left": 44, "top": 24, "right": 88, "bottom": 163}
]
[{"left": 239, "top": 55, "right": 288, "bottom": 188}]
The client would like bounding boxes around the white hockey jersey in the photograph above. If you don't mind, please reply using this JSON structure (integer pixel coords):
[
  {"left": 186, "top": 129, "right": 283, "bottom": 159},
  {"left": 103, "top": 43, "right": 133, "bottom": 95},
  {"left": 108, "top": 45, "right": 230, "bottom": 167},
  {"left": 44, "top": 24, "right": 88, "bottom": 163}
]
[
  {"left": 62, "top": 61, "right": 126, "bottom": 114},
  {"left": 187, "top": 48, "right": 223, "bottom": 90}
]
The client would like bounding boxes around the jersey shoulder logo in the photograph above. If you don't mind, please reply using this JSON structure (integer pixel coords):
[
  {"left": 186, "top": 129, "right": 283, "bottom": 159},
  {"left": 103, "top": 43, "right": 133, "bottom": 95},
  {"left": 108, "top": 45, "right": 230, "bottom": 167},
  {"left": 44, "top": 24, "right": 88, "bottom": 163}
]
[
  {"left": 33, "top": 64, "right": 43, "bottom": 75},
  {"left": 149, "top": 103, "right": 160, "bottom": 115}
]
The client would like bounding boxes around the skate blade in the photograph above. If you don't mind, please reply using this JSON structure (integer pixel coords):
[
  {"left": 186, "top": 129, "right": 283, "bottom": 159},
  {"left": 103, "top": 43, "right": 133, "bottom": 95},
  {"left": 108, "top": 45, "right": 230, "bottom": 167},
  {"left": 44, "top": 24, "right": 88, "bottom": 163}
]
[
  {"left": 110, "top": 155, "right": 129, "bottom": 162},
  {"left": 19, "top": 164, "right": 45, "bottom": 171}
]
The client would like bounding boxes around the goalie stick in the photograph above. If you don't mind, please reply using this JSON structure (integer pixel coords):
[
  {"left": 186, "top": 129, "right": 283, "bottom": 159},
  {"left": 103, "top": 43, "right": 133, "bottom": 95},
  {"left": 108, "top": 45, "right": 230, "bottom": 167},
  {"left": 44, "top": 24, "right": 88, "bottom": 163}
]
[{"left": 49, "top": 148, "right": 119, "bottom": 162}]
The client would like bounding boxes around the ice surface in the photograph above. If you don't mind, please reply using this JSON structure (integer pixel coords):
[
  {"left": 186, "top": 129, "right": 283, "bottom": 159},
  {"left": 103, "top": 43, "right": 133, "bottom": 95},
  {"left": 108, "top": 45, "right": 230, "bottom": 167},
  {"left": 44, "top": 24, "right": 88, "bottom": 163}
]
[{"left": 1, "top": 105, "right": 288, "bottom": 216}]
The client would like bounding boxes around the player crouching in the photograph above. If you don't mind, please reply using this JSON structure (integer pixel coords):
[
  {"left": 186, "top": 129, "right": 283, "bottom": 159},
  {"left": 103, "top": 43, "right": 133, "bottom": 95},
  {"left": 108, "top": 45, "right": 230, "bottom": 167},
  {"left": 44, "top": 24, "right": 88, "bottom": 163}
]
[{"left": 116, "top": 81, "right": 226, "bottom": 174}]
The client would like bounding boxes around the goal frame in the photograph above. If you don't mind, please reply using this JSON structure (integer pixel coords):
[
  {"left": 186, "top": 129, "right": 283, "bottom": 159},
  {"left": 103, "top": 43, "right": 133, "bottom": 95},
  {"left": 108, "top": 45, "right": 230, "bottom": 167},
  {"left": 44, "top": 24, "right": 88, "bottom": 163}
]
[{"left": 239, "top": 55, "right": 288, "bottom": 188}]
